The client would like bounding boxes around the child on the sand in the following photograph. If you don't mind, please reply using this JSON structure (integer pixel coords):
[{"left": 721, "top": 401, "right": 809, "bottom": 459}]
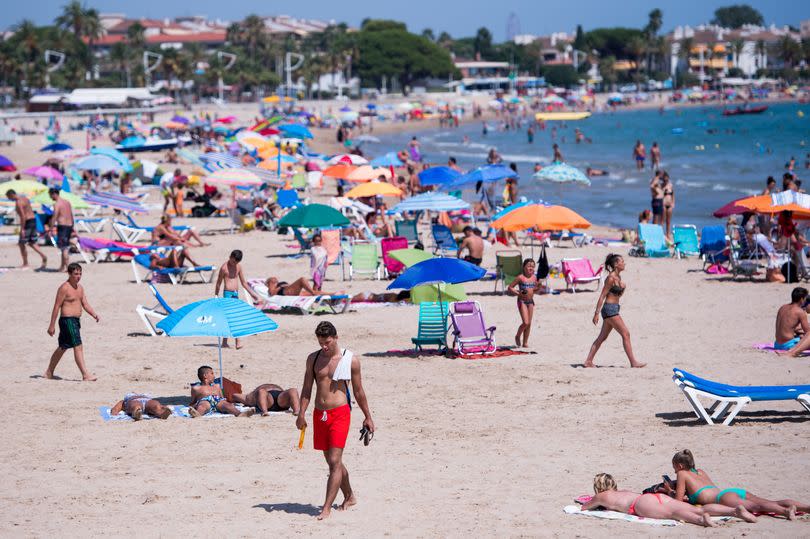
[
  {"left": 110, "top": 393, "right": 172, "bottom": 420},
  {"left": 670, "top": 449, "right": 806, "bottom": 519},
  {"left": 188, "top": 366, "right": 253, "bottom": 418},
  {"left": 581, "top": 473, "right": 755, "bottom": 526},
  {"left": 507, "top": 259, "right": 537, "bottom": 348},
  {"left": 214, "top": 249, "right": 260, "bottom": 349}
]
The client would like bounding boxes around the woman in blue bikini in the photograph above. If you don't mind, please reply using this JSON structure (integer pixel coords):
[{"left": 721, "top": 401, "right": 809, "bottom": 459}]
[
  {"left": 583, "top": 254, "right": 645, "bottom": 368},
  {"left": 671, "top": 449, "right": 807, "bottom": 520},
  {"left": 507, "top": 259, "right": 538, "bottom": 348}
]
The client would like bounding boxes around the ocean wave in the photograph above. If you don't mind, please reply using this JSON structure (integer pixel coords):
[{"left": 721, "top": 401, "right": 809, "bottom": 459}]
[
  {"left": 500, "top": 153, "right": 547, "bottom": 163},
  {"left": 623, "top": 178, "right": 639, "bottom": 184},
  {"left": 711, "top": 183, "right": 735, "bottom": 192},
  {"left": 675, "top": 179, "right": 706, "bottom": 188}
]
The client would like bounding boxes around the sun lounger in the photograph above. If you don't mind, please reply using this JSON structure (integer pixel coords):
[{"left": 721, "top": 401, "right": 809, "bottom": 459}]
[
  {"left": 131, "top": 253, "right": 214, "bottom": 285},
  {"left": 699, "top": 225, "right": 729, "bottom": 270},
  {"left": 561, "top": 257, "right": 603, "bottom": 292},
  {"left": 349, "top": 241, "right": 381, "bottom": 280},
  {"left": 247, "top": 278, "right": 350, "bottom": 315},
  {"left": 672, "top": 225, "right": 699, "bottom": 259},
  {"left": 672, "top": 368, "right": 810, "bottom": 426},
  {"left": 381, "top": 236, "right": 409, "bottom": 278},
  {"left": 636, "top": 223, "right": 670, "bottom": 257},
  {"left": 494, "top": 250, "right": 522, "bottom": 293},
  {"left": 75, "top": 217, "right": 110, "bottom": 234},
  {"left": 135, "top": 283, "right": 174, "bottom": 336},
  {"left": 448, "top": 301, "right": 496, "bottom": 355},
  {"left": 77, "top": 236, "right": 157, "bottom": 264},
  {"left": 112, "top": 215, "right": 191, "bottom": 244},
  {"left": 431, "top": 224, "right": 458, "bottom": 256},
  {"left": 411, "top": 301, "right": 449, "bottom": 353}
]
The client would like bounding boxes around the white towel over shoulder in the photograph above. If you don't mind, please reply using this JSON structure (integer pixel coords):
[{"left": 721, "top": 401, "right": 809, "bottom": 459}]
[{"left": 333, "top": 349, "right": 353, "bottom": 381}]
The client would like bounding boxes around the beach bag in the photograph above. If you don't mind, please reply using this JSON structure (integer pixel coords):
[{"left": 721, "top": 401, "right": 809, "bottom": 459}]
[{"left": 536, "top": 245, "right": 550, "bottom": 280}]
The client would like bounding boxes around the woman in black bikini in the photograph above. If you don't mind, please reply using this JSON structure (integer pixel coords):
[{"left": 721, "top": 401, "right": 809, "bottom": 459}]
[
  {"left": 507, "top": 259, "right": 538, "bottom": 348},
  {"left": 661, "top": 171, "right": 675, "bottom": 239},
  {"left": 583, "top": 254, "right": 645, "bottom": 368}
]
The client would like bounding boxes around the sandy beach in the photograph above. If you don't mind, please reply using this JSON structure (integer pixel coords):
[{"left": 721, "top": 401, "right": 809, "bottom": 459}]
[{"left": 1, "top": 102, "right": 809, "bottom": 537}]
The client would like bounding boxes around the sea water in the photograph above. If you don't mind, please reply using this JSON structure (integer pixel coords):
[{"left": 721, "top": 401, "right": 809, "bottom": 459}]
[{"left": 374, "top": 102, "right": 809, "bottom": 229}]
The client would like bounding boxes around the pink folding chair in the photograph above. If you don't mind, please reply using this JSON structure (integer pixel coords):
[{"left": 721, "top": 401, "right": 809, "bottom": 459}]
[
  {"left": 561, "top": 257, "right": 603, "bottom": 292},
  {"left": 448, "top": 301, "right": 497, "bottom": 355},
  {"left": 381, "top": 236, "right": 408, "bottom": 278}
]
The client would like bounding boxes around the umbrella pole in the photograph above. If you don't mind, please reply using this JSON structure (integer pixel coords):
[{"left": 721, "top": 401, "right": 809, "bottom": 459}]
[{"left": 218, "top": 336, "right": 223, "bottom": 387}]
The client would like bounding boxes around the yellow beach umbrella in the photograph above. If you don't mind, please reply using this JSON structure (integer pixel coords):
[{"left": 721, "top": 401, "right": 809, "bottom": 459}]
[
  {"left": 32, "top": 190, "right": 90, "bottom": 209},
  {"left": 491, "top": 204, "right": 591, "bottom": 231},
  {"left": 1, "top": 179, "right": 48, "bottom": 196},
  {"left": 346, "top": 181, "right": 403, "bottom": 198}
]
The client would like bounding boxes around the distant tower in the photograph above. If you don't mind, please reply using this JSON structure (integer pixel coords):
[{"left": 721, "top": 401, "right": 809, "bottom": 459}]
[{"left": 506, "top": 12, "right": 520, "bottom": 42}]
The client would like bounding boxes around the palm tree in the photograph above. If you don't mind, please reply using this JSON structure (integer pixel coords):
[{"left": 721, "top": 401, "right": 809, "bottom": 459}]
[
  {"left": 731, "top": 39, "right": 745, "bottom": 69},
  {"left": 109, "top": 42, "right": 129, "bottom": 86},
  {"left": 625, "top": 36, "right": 646, "bottom": 81},
  {"left": 598, "top": 56, "right": 617, "bottom": 90},
  {"left": 644, "top": 9, "right": 663, "bottom": 72},
  {"left": 676, "top": 37, "right": 694, "bottom": 85},
  {"left": 13, "top": 20, "right": 41, "bottom": 91},
  {"left": 755, "top": 39, "right": 766, "bottom": 70},
  {"left": 55, "top": 1, "right": 88, "bottom": 37},
  {"left": 776, "top": 35, "right": 801, "bottom": 69}
]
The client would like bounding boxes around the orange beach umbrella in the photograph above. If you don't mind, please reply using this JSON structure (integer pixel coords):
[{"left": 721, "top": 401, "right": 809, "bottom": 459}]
[
  {"left": 735, "top": 195, "right": 810, "bottom": 217},
  {"left": 346, "top": 181, "right": 402, "bottom": 198},
  {"left": 491, "top": 204, "right": 591, "bottom": 231}
]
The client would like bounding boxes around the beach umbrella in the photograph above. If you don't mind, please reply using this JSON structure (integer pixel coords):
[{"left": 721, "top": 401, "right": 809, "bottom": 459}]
[
  {"left": 0, "top": 155, "right": 17, "bottom": 171},
  {"left": 171, "top": 115, "right": 190, "bottom": 125},
  {"left": 492, "top": 200, "right": 535, "bottom": 221},
  {"left": 732, "top": 195, "right": 810, "bottom": 218},
  {"left": 83, "top": 192, "right": 148, "bottom": 213},
  {"left": 339, "top": 106, "right": 352, "bottom": 113},
  {"left": 277, "top": 203, "right": 350, "bottom": 229},
  {"left": 322, "top": 164, "right": 357, "bottom": 179},
  {"left": 712, "top": 198, "right": 756, "bottom": 218},
  {"left": 157, "top": 297, "right": 278, "bottom": 386},
  {"left": 23, "top": 166, "right": 63, "bottom": 182},
  {"left": 258, "top": 127, "right": 280, "bottom": 136},
  {"left": 327, "top": 154, "right": 368, "bottom": 165},
  {"left": 205, "top": 168, "right": 262, "bottom": 187},
  {"left": 533, "top": 163, "right": 591, "bottom": 186},
  {"left": 418, "top": 166, "right": 462, "bottom": 186},
  {"left": 386, "top": 258, "right": 486, "bottom": 305},
  {"left": 40, "top": 142, "right": 73, "bottom": 152},
  {"left": 0, "top": 179, "right": 47, "bottom": 196},
  {"left": 346, "top": 181, "right": 402, "bottom": 198},
  {"left": 390, "top": 192, "right": 471, "bottom": 213},
  {"left": 388, "top": 248, "right": 433, "bottom": 267},
  {"left": 540, "top": 95, "right": 566, "bottom": 104},
  {"left": 32, "top": 190, "right": 90, "bottom": 209},
  {"left": 344, "top": 165, "right": 388, "bottom": 182},
  {"left": 165, "top": 121, "right": 187, "bottom": 130},
  {"left": 278, "top": 124, "right": 313, "bottom": 139},
  {"left": 370, "top": 152, "right": 404, "bottom": 167},
  {"left": 91, "top": 147, "right": 133, "bottom": 173},
  {"left": 72, "top": 154, "right": 124, "bottom": 172},
  {"left": 491, "top": 204, "right": 591, "bottom": 232},
  {"left": 450, "top": 164, "right": 517, "bottom": 188}
]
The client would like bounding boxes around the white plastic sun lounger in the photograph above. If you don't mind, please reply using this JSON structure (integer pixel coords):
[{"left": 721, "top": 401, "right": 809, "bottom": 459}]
[
  {"left": 248, "top": 279, "right": 350, "bottom": 315},
  {"left": 135, "top": 283, "right": 174, "bottom": 336}
]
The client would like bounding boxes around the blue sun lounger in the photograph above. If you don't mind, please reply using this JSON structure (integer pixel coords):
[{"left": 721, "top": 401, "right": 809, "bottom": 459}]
[
  {"left": 672, "top": 368, "right": 810, "bottom": 426},
  {"left": 131, "top": 253, "right": 214, "bottom": 285}
]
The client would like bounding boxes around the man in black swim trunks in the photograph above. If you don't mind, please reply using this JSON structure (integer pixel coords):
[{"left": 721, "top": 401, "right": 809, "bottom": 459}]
[
  {"left": 6, "top": 189, "right": 47, "bottom": 269},
  {"left": 48, "top": 188, "right": 75, "bottom": 272},
  {"left": 457, "top": 226, "right": 484, "bottom": 266},
  {"left": 231, "top": 383, "right": 300, "bottom": 417}
]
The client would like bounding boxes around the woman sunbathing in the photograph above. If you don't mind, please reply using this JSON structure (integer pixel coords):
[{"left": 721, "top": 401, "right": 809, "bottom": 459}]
[
  {"left": 582, "top": 473, "right": 754, "bottom": 527},
  {"left": 670, "top": 449, "right": 805, "bottom": 519},
  {"left": 264, "top": 276, "right": 408, "bottom": 302},
  {"left": 110, "top": 393, "right": 172, "bottom": 420},
  {"left": 152, "top": 214, "right": 208, "bottom": 248},
  {"left": 150, "top": 249, "right": 200, "bottom": 269}
]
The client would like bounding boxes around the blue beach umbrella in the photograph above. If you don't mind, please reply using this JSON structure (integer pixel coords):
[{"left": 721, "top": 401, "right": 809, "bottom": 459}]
[
  {"left": 40, "top": 142, "right": 73, "bottom": 152},
  {"left": 370, "top": 152, "right": 404, "bottom": 167},
  {"left": 450, "top": 164, "right": 517, "bottom": 188},
  {"left": 387, "top": 257, "right": 486, "bottom": 305},
  {"left": 533, "top": 163, "right": 590, "bottom": 186},
  {"left": 390, "top": 192, "right": 470, "bottom": 213},
  {"left": 418, "top": 166, "right": 462, "bottom": 186},
  {"left": 91, "top": 147, "right": 133, "bottom": 172},
  {"left": 278, "top": 124, "right": 313, "bottom": 139},
  {"left": 72, "top": 154, "right": 124, "bottom": 172},
  {"left": 157, "top": 297, "right": 278, "bottom": 383}
]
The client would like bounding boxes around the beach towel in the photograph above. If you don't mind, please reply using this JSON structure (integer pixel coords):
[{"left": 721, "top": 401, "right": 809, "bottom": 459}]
[
  {"left": 753, "top": 342, "right": 810, "bottom": 356},
  {"left": 98, "top": 406, "right": 181, "bottom": 422},
  {"left": 563, "top": 505, "right": 680, "bottom": 527}
]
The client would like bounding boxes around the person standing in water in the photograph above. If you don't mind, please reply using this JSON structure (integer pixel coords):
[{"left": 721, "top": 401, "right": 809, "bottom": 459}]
[
  {"left": 552, "top": 143, "right": 563, "bottom": 163},
  {"left": 649, "top": 170, "right": 664, "bottom": 226},
  {"left": 661, "top": 171, "right": 675, "bottom": 238},
  {"left": 650, "top": 142, "right": 661, "bottom": 170},
  {"left": 508, "top": 259, "right": 538, "bottom": 348},
  {"left": 583, "top": 254, "right": 645, "bottom": 368},
  {"left": 633, "top": 140, "right": 646, "bottom": 170}
]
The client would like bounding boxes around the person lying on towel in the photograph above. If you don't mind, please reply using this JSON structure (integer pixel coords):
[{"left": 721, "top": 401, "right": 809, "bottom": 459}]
[
  {"left": 231, "top": 383, "right": 300, "bottom": 417},
  {"left": 264, "top": 276, "right": 408, "bottom": 302},
  {"left": 188, "top": 366, "right": 253, "bottom": 418},
  {"left": 110, "top": 393, "right": 172, "bottom": 420}
]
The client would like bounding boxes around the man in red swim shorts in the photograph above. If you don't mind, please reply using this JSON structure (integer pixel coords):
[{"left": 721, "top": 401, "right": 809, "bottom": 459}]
[{"left": 297, "top": 321, "right": 375, "bottom": 520}]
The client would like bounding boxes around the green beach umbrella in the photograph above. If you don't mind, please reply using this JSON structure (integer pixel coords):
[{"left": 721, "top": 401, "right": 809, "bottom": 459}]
[
  {"left": 388, "top": 248, "right": 434, "bottom": 267},
  {"left": 32, "top": 190, "right": 90, "bottom": 209},
  {"left": 1, "top": 179, "right": 48, "bottom": 196},
  {"left": 278, "top": 203, "right": 350, "bottom": 229}
]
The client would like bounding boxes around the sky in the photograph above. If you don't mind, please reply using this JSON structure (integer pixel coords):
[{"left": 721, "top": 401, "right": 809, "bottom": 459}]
[{"left": 7, "top": 0, "right": 810, "bottom": 41}]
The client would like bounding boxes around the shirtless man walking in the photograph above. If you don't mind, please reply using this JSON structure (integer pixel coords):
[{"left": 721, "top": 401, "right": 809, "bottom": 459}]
[
  {"left": 48, "top": 188, "right": 74, "bottom": 272},
  {"left": 46, "top": 263, "right": 99, "bottom": 381},
  {"left": 296, "top": 322, "right": 374, "bottom": 520},
  {"left": 457, "top": 226, "right": 484, "bottom": 266},
  {"left": 214, "top": 249, "right": 260, "bottom": 349},
  {"left": 775, "top": 287, "right": 810, "bottom": 356},
  {"left": 6, "top": 189, "right": 47, "bottom": 269}
]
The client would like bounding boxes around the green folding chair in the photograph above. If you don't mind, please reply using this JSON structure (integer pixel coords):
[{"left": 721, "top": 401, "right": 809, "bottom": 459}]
[
  {"left": 349, "top": 241, "right": 381, "bottom": 280},
  {"left": 411, "top": 301, "right": 449, "bottom": 353},
  {"left": 291, "top": 172, "right": 308, "bottom": 190},
  {"left": 395, "top": 219, "right": 419, "bottom": 243},
  {"left": 494, "top": 250, "right": 523, "bottom": 293}
]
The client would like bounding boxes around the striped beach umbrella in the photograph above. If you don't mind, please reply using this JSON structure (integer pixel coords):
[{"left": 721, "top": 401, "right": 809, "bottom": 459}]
[
  {"left": 205, "top": 168, "right": 262, "bottom": 187},
  {"left": 533, "top": 163, "right": 591, "bottom": 186}
]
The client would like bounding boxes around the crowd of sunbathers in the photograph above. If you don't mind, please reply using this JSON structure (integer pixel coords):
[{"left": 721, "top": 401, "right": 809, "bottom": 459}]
[
  {"left": 583, "top": 449, "right": 808, "bottom": 527},
  {"left": 110, "top": 365, "right": 300, "bottom": 420}
]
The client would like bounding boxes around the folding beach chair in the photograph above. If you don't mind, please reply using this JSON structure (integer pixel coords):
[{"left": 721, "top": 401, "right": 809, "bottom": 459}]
[
  {"left": 320, "top": 228, "right": 346, "bottom": 280},
  {"left": 699, "top": 225, "right": 729, "bottom": 271},
  {"left": 247, "top": 278, "right": 350, "bottom": 315},
  {"left": 291, "top": 228, "right": 311, "bottom": 257},
  {"left": 636, "top": 223, "right": 670, "bottom": 257},
  {"left": 411, "top": 301, "right": 449, "bottom": 353},
  {"left": 431, "top": 224, "right": 458, "bottom": 256},
  {"left": 131, "top": 253, "right": 214, "bottom": 285},
  {"left": 672, "top": 225, "right": 699, "bottom": 259},
  {"left": 381, "top": 236, "right": 409, "bottom": 278},
  {"left": 728, "top": 243, "right": 761, "bottom": 280},
  {"left": 395, "top": 219, "right": 419, "bottom": 244},
  {"left": 135, "top": 283, "right": 175, "bottom": 336},
  {"left": 349, "top": 241, "right": 381, "bottom": 280},
  {"left": 561, "top": 258, "right": 603, "bottom": 292},
  {"left": 448, "top": 301, "right": 496, "bottom": 355},
  {"left": 494, "top": 250, "right": 522, "bottom": 293},
  {"left": 672, "top": 368, "right": 810, "bottom": 426}
]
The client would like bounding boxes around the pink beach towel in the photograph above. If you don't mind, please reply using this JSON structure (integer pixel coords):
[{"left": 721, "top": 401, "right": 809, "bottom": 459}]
[{"left": 753, "top": 343, "right": 810, "bottom": 356}]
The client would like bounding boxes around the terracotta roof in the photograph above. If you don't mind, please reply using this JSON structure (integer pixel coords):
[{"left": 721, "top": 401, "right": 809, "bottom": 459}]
[{"left": 88, "top": 31, "right": 227, "bottom": 47}]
